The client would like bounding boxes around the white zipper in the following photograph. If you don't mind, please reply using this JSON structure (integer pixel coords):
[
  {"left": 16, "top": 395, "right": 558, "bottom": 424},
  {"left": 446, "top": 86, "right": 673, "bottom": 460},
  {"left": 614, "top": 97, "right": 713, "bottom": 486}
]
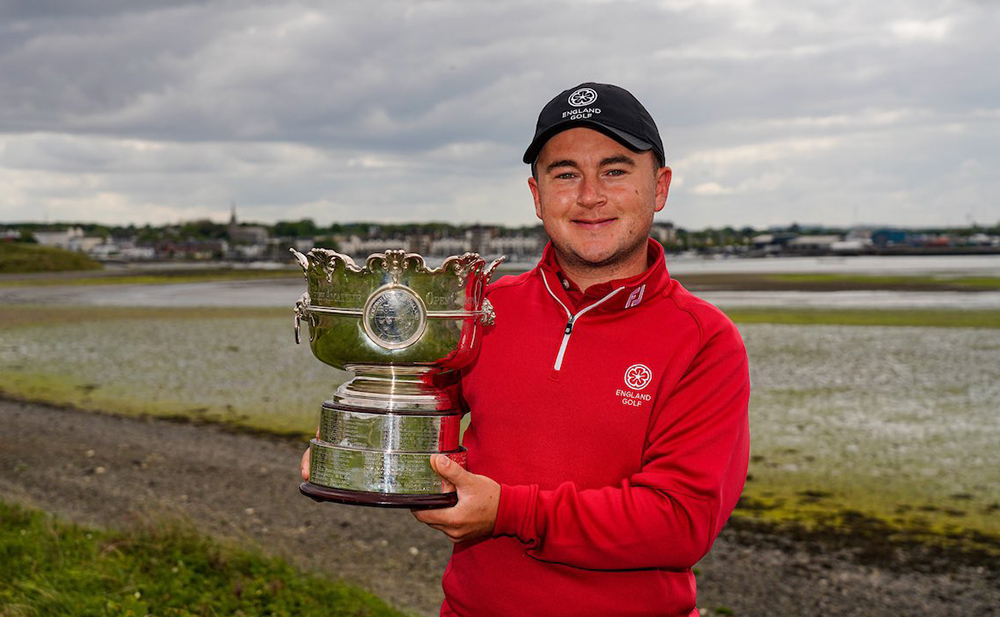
[{"left": 541, "top": 272, "right": 625, "bottom": 371}]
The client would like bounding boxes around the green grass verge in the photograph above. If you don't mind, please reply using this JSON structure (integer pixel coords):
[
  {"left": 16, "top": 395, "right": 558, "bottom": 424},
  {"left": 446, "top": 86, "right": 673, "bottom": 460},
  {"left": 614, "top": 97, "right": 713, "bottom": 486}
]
[
  {"left": 0, "top": 268, "right": 300, "bottom": 287},
  {"left": 764, "top": 273, "right": 1000, "bottom": 290},
  {"left": 726, "top": 308, "right": 1000, "bottom": 328},
  {"left": 0, "top": 243, "right": 102, "bottom": 274},
  {"left": 0, "top": 500, "right": 408, "bottom": 617}
]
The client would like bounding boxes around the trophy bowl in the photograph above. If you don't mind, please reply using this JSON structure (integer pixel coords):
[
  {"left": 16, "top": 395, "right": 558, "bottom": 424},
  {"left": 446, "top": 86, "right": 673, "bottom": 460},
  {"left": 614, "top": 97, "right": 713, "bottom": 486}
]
[{"left": 291, "top": 248, "right": 504, "bottom": 508}]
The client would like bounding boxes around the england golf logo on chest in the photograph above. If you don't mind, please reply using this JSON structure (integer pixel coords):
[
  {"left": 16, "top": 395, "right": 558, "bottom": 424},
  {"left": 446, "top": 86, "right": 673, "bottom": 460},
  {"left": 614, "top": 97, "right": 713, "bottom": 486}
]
[{"left": 617, "top": 363, "right": 653, "bottom": 407}]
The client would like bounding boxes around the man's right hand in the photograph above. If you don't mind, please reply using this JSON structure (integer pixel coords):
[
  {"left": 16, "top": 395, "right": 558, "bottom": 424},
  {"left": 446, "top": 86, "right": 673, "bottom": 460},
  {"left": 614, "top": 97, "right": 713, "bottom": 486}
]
[
  {"left": 300, "top": 446, "right": 310, "bottom": 480},
  {"left": 300, "top": 426, "right": 319, "bottom": 481}
]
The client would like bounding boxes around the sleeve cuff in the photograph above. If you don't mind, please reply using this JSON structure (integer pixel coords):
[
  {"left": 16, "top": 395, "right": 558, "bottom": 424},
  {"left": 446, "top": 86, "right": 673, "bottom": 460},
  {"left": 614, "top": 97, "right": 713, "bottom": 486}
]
[{"left": 493, "top": 483, "right": 537, "bottom": 541}]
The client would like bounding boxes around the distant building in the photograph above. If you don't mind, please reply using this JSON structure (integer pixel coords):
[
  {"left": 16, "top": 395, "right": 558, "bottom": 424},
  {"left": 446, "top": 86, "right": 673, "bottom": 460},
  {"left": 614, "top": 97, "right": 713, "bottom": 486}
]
[
  {"left": 468, "top": 225, "right": 497, "bottom": 255},
  {"left": 751, "top": 232, "right": 797, "bottom": 253},
  {"left": 227, "top": 204, "right": 269, "bottom": 244},
  {"left": 431, "top": 236, "right": 471, "bottom": 256},
  {"left": 649, "top": 222, "right": 677, "bottom": 246},
  {"left": 489, "top": 234, "right": 542, "bottom": 260},
  {"left": 871, "top": 228, "right": 909, "bottom": 247},
  {"left": 786, "top": 235, "right": 842, "bottom": 253},
  {"left": 33, "top": 227, "right": 104, "bottom": 252}
]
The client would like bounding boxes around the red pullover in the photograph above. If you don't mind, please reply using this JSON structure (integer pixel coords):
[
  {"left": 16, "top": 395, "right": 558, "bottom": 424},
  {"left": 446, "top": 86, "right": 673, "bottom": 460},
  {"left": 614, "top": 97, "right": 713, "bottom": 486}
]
[{"left": 441, "top": 240, "right": 750, "bottom": 617}]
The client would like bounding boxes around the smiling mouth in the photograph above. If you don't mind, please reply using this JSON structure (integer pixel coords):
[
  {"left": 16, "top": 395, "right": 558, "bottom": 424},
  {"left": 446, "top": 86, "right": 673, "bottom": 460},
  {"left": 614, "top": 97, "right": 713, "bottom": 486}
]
[{"left": 573, "top": 218, "right": 617, "bottom": 229}]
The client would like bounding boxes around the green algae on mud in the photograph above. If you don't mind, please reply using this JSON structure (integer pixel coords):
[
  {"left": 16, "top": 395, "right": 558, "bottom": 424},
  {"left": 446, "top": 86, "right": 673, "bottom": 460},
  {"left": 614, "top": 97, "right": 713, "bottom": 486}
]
[{"left": 1, "top": 305, "right": 998, "bottom": 547}]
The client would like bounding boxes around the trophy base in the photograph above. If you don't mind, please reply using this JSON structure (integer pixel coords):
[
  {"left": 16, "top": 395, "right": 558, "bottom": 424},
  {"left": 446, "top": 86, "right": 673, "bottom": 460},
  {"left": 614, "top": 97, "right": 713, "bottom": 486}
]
[{"left": 299, "top": 482, "right": 458, "bottom": 509}]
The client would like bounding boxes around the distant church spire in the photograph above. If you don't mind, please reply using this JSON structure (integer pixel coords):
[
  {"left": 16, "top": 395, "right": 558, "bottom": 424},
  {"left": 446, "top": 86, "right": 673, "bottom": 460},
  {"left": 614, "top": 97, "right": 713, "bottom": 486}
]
[{"left": 229, "top": 202, "right": 237, "bottom": 225}]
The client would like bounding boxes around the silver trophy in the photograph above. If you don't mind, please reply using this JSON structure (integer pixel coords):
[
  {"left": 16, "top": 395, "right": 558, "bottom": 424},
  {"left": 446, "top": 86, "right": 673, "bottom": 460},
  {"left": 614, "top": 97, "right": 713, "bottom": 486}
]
[{"left": 291, "top": 248, "right": 504, "bottom": 508}]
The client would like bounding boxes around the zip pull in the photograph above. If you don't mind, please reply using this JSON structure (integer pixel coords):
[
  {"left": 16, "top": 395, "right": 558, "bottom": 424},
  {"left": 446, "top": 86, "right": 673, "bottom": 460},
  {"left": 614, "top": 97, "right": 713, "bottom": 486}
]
[{"left": 564, "top": 317, "right": 575, "bottom": 335}]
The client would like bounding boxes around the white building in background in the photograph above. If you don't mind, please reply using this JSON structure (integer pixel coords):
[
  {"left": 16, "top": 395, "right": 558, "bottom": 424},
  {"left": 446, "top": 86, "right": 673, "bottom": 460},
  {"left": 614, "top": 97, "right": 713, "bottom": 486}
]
[
  {"left": 33, "top": 227, "right": 83, "bottom": 249},
  {"left": 337, "top": 235, "right": 413, "bottom": 256},
  {"left": 431, "top": 236, "right": 471, "bottom": 255},
  {"left": 786, "top": 235, "right": 842, "bottom": 252},
  {"left": 489, "top": 234, "right": 542, "bottom": 259},
  {"left": 649, "top": 222, "right": 677, "bottom": 245},
  {"left": 333, "top": 228, "right": 545, "bottom": 262},
  {"left": 33, "top": 227, "right": 104, "bottom": 253}
]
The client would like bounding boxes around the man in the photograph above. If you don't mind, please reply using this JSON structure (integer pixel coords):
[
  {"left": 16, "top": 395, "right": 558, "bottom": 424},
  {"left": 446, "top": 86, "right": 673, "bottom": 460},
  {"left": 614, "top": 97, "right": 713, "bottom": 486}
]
[{"left": 306, "top": 82, "right": 750, "bottom": 617}]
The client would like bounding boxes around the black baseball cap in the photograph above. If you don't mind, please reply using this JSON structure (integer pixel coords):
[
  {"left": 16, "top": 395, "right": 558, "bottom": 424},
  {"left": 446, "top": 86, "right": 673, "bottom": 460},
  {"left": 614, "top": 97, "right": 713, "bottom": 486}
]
[{"left": 522, "top": 82, "right": 664, "bottom": 167}]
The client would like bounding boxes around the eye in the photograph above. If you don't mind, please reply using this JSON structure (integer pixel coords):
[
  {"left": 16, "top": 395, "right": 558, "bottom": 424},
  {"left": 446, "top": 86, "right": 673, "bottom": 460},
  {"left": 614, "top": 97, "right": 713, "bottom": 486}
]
[
  {"left": 553, "top": 171, "right": 577, "bottom": 180},
  {"left": 605, "top": 168, "right": 628, "bottom": 177}
]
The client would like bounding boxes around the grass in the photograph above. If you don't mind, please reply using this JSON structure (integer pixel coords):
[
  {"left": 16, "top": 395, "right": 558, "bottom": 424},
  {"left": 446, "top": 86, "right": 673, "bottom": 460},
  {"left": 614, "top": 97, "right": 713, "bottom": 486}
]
[
  {"left": 0, "top": 305, "right": 287, "bottom": 330},
  {"left": 674, "top": 271, "right": 1000, "bottom": 292},
  {"left": 765, "top": 273, "right": 1000, "bottom": 290},
  {"left": 0, "top": 500, "right": 408, "bottom": 617},
  {"left": 0, "top": 267, "right": 300, "bottom": 287},
  {"left": 0, "top": 243, "right": 102, "bottom": 274},
  {"left": 725, "top": 308, "right": 1000, "bottom": 329}
]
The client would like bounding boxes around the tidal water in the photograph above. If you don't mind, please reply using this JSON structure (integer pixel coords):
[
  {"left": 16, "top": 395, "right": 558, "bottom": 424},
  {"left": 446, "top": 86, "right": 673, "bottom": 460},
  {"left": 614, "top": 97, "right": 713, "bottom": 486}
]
[{"left": 2, "top": 254, "right": 998, "bottom": 309}]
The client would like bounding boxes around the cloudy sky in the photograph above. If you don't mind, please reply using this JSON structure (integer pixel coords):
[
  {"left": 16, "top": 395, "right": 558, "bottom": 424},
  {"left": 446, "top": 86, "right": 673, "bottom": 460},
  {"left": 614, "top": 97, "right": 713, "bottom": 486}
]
[{"left": 1, "top": 0, "right": 997, "bottom": 230}]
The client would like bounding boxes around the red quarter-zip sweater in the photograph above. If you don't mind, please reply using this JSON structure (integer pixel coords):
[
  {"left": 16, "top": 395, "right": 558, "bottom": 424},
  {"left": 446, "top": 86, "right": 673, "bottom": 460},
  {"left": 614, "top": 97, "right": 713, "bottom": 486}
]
[{"left": 441, "top": 240, "right": 750, "bottom": 617}]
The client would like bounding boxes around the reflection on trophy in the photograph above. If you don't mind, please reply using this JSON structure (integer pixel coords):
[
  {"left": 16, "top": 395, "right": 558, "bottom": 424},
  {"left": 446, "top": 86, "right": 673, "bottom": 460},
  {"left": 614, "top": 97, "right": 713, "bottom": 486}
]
[{"left": 291, "top": 248, "right": 504, "bottom": 508}]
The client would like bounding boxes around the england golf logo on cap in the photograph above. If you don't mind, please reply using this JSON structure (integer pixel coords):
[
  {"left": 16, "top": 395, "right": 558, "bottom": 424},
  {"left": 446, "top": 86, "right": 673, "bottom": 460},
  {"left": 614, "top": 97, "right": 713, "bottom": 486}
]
[{"left": 568, "top": 87, "right": 598, "bottom": 107}]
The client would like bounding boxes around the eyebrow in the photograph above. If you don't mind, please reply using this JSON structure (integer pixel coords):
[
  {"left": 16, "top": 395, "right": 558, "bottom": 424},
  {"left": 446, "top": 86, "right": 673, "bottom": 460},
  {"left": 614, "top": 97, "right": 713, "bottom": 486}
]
[
  {"left": 600, "top": 155, "right": 636, "bottom": 167},
  {"left": 545, "top": 159, "right": 578, "bottom": 174},
  {"left": 545, "top": 155, "right": 637, "bottom": 174}
]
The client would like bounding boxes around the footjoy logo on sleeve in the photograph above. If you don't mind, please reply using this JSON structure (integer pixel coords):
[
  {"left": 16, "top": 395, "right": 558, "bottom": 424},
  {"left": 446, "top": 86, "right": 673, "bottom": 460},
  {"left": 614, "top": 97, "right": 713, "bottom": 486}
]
[{"left": 616, "top": 363, "right": 653, "bottom": 408}]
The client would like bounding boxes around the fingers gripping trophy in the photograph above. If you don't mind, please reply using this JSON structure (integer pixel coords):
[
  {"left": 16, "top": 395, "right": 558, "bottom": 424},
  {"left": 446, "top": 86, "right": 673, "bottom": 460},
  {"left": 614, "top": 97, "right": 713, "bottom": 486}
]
[{"left": 291, "top": 248, "right": 504, "bottom": 508}]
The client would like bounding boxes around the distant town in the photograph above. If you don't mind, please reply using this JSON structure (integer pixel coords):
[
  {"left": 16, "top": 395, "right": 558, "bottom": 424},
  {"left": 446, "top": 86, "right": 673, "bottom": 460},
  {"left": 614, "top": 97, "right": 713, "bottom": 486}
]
[{"left": 3, "top": 206, "right": 999, "bottom": 264}]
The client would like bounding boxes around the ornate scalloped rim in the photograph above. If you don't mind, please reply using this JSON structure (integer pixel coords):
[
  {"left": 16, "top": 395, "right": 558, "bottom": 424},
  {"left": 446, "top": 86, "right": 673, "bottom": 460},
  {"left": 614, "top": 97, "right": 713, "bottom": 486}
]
[{"left": 297, "top": 247, "right": 491, "bottom": 277}]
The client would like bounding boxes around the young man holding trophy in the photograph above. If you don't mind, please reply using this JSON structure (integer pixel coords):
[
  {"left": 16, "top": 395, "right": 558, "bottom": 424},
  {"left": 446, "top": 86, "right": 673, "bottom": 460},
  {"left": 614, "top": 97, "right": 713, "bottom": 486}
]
[{"left": 300, "top": 82, "right": 750, "bottom": 617}]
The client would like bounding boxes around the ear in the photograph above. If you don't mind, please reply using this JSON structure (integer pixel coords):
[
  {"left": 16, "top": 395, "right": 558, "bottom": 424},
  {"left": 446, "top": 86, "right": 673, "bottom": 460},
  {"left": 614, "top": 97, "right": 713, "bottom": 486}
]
[
  {"left": 528, "top": 176, "right": 544, "bottom": 220},
  {"left": 653, "top": 166, "right": 672, "bottom": 213}
]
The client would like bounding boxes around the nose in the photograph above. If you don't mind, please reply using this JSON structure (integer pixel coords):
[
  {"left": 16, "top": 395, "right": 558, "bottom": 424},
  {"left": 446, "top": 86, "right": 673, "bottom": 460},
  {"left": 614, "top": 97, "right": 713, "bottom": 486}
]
[{"left": 576, "top": 174, "right": 606, "bottom": 209}]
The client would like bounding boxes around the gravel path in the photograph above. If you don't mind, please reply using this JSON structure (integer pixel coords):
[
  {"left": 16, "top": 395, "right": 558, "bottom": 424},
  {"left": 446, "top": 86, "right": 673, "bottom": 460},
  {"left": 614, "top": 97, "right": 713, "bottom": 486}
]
[{"left": 1, "top": 399, "right": 995, "bottom": 617}]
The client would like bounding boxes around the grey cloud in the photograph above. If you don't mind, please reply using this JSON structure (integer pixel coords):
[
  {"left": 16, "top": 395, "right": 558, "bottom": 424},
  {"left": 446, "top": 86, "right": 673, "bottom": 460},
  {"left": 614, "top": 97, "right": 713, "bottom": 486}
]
[{"left": 0, "top": 0, "right": 997, "bottom": 227}]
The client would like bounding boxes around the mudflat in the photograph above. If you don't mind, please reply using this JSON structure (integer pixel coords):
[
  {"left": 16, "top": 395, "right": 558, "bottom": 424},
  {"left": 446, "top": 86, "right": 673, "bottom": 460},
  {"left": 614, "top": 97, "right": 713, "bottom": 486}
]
[{"left": 1, "top": 398, "right": 995, "bottom": 616}]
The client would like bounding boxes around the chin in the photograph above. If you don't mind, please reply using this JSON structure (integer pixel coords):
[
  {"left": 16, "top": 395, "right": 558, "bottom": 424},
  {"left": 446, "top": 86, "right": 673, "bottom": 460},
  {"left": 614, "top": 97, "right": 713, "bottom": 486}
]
[{"left": 568, "top": 246, "right": 626, "bottom": 268}]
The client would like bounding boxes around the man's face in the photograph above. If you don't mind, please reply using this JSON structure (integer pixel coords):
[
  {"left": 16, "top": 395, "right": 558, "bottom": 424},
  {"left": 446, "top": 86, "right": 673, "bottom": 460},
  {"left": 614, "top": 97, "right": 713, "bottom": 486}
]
[{"left": 528, "top": 127, "right": 671, "bottom": 273}]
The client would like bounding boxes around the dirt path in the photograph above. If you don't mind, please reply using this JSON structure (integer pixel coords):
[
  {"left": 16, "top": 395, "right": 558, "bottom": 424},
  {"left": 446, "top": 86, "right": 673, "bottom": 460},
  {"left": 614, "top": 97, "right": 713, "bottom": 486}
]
[{"left": 1, "top": 399, "right": 995, "bottom": 617}]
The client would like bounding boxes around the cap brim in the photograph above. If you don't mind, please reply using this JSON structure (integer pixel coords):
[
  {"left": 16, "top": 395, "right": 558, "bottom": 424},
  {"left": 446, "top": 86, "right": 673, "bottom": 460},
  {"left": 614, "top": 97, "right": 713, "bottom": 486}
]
[{"left": 522, "top": 120, "right": 654, "bottom": 164}]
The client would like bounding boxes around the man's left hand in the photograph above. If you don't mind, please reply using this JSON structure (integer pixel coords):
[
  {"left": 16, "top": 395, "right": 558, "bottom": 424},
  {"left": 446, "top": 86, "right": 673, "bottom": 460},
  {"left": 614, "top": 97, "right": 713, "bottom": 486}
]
[{"left": 412, "top": 454, "right": 500, "bottom": 544}]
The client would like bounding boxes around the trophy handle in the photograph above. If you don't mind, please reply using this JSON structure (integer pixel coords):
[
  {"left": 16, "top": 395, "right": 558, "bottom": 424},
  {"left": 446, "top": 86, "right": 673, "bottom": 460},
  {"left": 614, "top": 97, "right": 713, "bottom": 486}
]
[
  {"left": 478, "top": 298, "right": 496, "bottom": 326},
  {"left": 484, "top": 255, "right": 506, "bottom": 285},
  {"left": 294, "top": 292, "right": 310, "bottom": 344},
  {"left": 290, "top": 248, "right": 310, "bottom": 273}
]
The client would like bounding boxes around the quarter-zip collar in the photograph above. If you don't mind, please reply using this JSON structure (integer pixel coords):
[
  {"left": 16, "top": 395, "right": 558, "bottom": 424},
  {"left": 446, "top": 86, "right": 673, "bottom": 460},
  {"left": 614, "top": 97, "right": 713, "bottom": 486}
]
[
  {"left": 534, "top": 239, "right": 674, "bottom": 373},
  {"left": 536, "top": 238, "right": 672, "bottom": 315}
]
